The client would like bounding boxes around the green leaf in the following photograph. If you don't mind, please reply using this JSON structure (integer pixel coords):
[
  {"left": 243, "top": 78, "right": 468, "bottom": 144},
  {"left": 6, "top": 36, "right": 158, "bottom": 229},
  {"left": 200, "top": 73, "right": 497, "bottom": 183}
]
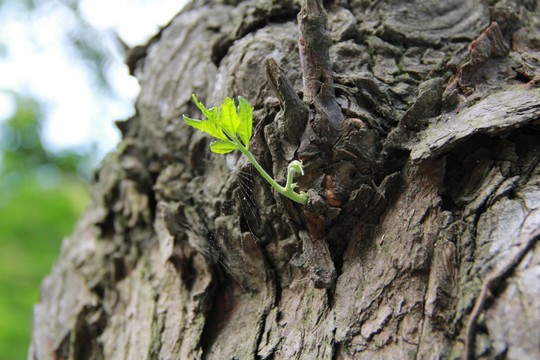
[
  {"left": 237, "top": 96, "right": 253, "bottom": 149},
  {"left": 219, "top": 97, "right": 240, "bottom": 138},
  {"left": 182, "top": 94, "right": 307, "bottom": 204},
  {"left": 210, "top": 141, "right": 238, "bottom": 154},
  {"left": 183, "top": 116, "right": 227, "bottom": 140},
  {"left": 192, "top": 94, "right": 218, "bottom": 124}
]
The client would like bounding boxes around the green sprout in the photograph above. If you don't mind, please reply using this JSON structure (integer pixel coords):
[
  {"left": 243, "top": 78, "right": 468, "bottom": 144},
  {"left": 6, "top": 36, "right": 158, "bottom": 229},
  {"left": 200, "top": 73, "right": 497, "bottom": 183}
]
[{"left": 183, "top": 94, "right": 307, "bottom": 205}]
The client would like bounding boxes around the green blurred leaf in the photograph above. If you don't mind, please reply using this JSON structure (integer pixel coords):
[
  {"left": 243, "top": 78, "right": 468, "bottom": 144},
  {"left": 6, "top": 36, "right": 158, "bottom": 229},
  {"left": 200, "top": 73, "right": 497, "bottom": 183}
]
[
  {"left": 192, "top": 94, "right": 218, "bottom": 124},
  {"left": 210, "top": 140, "right": 237, "bottom": 154},
  {"left": 237, "top": 96, "right": 253, "bottom": 149},
  {"left": 183, "top": 115, "right": 228, "bottom": 141},
  {"left": 218, "top": 96, "right": 240, "bottom": 137}
]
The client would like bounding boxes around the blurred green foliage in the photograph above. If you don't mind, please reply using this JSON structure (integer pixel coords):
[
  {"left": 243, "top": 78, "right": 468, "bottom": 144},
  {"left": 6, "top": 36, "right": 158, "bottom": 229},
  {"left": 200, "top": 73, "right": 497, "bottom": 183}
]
[
  {"left": 0, "top": 93, "right": 91, "bottom": 359},
  {"left": 0, "top": 0, "right": 127, "bottom": 356}
]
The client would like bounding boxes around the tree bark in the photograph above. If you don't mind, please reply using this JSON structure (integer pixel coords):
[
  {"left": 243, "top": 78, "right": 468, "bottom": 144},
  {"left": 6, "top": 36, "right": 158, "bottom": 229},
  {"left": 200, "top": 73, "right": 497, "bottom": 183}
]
[{"left": 30, "top": 0, "right": 540, "bottom": 359}]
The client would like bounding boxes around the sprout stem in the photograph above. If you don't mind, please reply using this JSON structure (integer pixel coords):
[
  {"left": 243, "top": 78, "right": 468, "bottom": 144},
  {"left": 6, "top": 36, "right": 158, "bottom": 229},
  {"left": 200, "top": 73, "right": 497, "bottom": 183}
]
[{"left": 235, "top": 140, "right": 307, "bottom": 204}]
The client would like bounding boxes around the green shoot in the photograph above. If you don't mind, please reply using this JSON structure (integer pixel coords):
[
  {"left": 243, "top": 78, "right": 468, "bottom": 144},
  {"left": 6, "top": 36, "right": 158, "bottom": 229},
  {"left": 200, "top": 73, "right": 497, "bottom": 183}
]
[{"left": 183, "top": 94, "right": 307, "bottom": 205}]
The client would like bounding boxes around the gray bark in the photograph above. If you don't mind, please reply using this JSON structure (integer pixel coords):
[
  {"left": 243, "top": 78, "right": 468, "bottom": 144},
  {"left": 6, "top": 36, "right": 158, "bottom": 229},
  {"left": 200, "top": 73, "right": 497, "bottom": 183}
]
[{"left": 30, "top": 0, "right": 540, "bottom": 359}]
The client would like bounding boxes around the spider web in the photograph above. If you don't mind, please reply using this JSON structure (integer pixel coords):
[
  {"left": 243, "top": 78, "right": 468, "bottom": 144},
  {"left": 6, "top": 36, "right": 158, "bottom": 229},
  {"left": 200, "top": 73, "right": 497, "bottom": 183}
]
[{"left": 190, "top": 156, "right": 263, "bottom": 291}]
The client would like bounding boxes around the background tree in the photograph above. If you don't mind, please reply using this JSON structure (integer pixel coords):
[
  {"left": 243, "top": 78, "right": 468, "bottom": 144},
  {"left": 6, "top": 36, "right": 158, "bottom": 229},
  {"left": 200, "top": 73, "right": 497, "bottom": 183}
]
[{"left": 30, "top": 0, "right": 540, "bottom": 359}]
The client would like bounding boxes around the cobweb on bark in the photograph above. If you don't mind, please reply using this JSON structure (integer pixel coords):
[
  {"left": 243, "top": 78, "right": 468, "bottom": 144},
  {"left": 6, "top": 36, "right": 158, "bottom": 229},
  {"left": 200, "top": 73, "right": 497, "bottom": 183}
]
[{"left": 196, "top": 157, "right": 263, "bottom": 291}]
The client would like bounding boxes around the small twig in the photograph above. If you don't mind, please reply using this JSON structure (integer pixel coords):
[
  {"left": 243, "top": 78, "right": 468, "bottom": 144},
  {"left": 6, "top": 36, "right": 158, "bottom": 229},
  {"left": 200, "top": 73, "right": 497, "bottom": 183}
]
[
  {"left": 298, "top": 0, "right": 343, "bottom": 130},
  {"left": 464, "top": 227, "right": 540, "bottom": 360}
]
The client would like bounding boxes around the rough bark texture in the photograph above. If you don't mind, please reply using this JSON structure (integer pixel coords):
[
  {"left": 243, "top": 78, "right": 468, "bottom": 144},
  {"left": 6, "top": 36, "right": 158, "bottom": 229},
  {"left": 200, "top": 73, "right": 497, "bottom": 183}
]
[{"left": 30, "top": 0, "right": 540, "bottom": 359}]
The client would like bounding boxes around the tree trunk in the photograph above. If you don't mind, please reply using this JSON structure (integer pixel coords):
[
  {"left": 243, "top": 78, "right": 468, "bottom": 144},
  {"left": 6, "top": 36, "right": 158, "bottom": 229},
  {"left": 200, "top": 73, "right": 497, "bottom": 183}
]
[{"left": 30, "top": 1, "right": 540, "bottom": 359}]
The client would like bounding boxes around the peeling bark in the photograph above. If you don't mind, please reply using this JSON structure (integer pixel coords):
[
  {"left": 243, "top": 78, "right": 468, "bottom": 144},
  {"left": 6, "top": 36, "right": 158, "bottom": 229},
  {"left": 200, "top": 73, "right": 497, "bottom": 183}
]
[{"left": 30, "top": 1, "right": 540, "bottom": 359}]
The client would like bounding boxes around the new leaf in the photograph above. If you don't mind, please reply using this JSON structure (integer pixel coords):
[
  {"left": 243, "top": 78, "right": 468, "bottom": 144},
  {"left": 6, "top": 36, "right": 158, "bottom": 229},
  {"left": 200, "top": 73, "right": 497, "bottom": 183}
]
[
  {"left": 219, "top": 97, "right": 241, "bottom": 138},
  {"left": 237, "top": 96, "right": 253, "bottom": 149},
  {"left": 183, "top": 94, "right": 227, "bottom": 141},
  {"left": 192, "top": 94, "right": 218, "bottom": 125},
  {"left": 210, "top": 141, "right": 237, "bottom": 154},
  {"left": 183, "top": 116, "right": 227, "bottom": 141}
]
